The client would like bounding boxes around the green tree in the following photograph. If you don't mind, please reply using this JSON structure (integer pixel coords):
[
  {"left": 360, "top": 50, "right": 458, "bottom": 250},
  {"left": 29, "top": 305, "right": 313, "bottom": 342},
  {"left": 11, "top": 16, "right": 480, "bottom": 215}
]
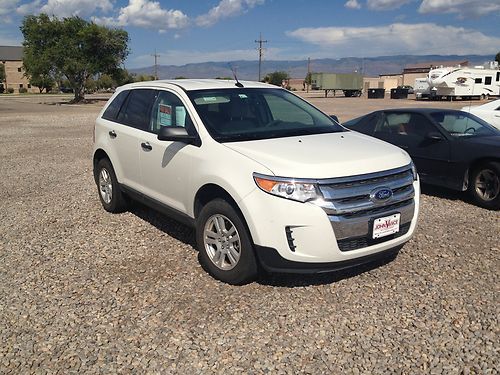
[
  {"left": 21, "top": 14, "right": 129, "bottom": 102},
  {"left": 0, "top": 64, "right": 5, "bottom": 94},
  {"left": 496, "top": 52, "right": 500, "bottom": 65},
  {"left": 135, "top": 74, "right": 155, "bottom": 82},
  {"left": 263, "top": 71, "right": 289, "bottom": 87},
  {"left": 0, "top": 63, "right": 5, "bottom": 83},
  {"left": 29, "top": 73, "right": 55, "bottom": 93},
  {"left": 96, "top": 74, "right": 114, "bottom": 90},
  {"left": 112, "top": 68, "right": 135, "bottom": 86}
]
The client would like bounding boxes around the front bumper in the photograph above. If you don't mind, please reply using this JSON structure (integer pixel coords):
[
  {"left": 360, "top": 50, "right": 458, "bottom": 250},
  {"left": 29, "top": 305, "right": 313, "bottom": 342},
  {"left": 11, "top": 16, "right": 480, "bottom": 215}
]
[
  {"left": 238, "top": 170, "right": 420, "bottom": 266},
  {"left": 255, "top": 244, "right": 402, "bottom": 274}
]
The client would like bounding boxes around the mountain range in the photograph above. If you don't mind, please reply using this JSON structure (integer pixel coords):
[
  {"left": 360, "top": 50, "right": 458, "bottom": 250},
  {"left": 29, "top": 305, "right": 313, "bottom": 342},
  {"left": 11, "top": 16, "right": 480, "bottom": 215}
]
[{"left": 129, "top": 54, "right": 495, "bottom": 81}]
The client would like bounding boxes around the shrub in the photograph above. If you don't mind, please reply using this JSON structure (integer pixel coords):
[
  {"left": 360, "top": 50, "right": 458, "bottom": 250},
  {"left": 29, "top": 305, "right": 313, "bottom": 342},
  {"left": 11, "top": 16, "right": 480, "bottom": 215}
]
[
  {"left": 7, "top": 87, "right": 14, "bottom": 94},
  {"left": 19, "top": 87, "right": 28, "bottom": 93}
]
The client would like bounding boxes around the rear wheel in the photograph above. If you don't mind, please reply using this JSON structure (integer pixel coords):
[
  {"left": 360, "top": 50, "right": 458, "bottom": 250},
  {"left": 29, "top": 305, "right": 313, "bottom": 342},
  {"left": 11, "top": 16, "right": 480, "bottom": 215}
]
[
  {"left": 469, "top": 162, "right": 500, "bottom": 210},
  {"left": 96, "top": 158, "right": 128, "bottom": 213},
  {"left": 196, "top": 199, "right": 258, "bottom": 284}
]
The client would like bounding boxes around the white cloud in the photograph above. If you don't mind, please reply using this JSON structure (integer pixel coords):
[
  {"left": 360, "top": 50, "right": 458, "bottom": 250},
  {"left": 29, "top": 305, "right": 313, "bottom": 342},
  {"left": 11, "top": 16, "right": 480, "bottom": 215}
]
[
  {"left": 419, "top": 0, "right": 500, "bottom": 18},
  {"left": 344, "top": 0, "right": 361, "bottom": 9},
  {"left": 30, "top": 0, "right": 113, "bottom": 17},
  {"left": 287, "top": 23, "right": 500, "bottom": 57},
  {"left": 132, "top": 47, "right": 283, "bottom": 67},
  {"left": 16, "top": 0, "right": 41, "bottom": 15},
  {"left": 367, "top": 0, "right": 413, "bottom": 10},
  {"left": 196, "top": 0, "right": 264, "bottom": 27},
  {"left": 0, "top": 0, "right": 19, "bottom": 16},
  {"left": 93, "top": 0, "right": 188, "bottom": 32}
]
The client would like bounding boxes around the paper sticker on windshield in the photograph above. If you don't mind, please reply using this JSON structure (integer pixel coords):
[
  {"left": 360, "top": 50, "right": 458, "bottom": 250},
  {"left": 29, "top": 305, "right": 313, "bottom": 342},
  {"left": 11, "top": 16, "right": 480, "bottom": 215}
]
[
  {"left": 238, "top": 94, "right": 248, "bottom": 99},
  {"left": 159, "top": 104, "right": 172, "bottom": 126}
]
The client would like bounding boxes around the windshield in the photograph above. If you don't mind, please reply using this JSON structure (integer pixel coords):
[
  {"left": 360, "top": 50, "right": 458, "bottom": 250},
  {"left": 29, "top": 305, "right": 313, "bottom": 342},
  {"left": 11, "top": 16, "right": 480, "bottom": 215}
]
[
  {"left": 430, "top": 111, "right": 498, "bottom": 138},
  {"left": 187, "top": 88, "right": 344, "bottom": 142}
]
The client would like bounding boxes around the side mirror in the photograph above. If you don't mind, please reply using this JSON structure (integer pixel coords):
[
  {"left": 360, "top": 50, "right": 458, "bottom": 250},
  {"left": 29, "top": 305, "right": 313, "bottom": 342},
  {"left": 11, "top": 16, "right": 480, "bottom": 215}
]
[
  {"left": 425, "top": 131, "right": 444, "bottom": 141},
  {"left": 157, "top": 126, "right": 200, "bottom": 146},
  {"left": 330, "top": 115, "right": 339, "bottom": 123}
]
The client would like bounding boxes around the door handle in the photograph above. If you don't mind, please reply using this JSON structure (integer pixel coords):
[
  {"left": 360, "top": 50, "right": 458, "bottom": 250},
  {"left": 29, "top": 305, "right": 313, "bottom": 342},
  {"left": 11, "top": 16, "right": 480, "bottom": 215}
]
[
  {"left": 109, "top": 130, "right": 117, "bottom": 138},
  {"left": 141, "top": 142, "right": 152, "bottom": 151}
]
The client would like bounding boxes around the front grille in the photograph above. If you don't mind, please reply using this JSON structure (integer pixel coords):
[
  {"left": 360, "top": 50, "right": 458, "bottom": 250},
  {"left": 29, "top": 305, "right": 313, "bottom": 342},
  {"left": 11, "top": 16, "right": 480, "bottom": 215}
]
[
  {"left": 341, "top": 198, "right": 413, "bottom": 219},
  {"left": 314, "top": 164, "right": 416, "bottom": 251},
  {"left": 337, "top": 223, "right": 411, "bottom": 252}
]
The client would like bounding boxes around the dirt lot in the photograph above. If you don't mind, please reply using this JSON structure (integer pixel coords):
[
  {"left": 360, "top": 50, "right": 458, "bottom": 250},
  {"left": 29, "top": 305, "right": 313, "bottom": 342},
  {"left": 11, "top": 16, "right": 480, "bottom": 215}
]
[{"left": 0, "top": 93, "right": 498, "bottom": 374}]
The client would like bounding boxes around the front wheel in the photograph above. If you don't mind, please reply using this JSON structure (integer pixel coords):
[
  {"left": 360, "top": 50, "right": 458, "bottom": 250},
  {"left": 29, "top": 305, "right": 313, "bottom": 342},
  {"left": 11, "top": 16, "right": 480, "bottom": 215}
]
[
  {"left": 469, "top": 162, "right": 500, "bottom": 210},
  {"left": 196, "top": 199, "right": 258, "bottom": 284},
  {"left": 95, "top": 158, "right": 128, "bottom": 213}
]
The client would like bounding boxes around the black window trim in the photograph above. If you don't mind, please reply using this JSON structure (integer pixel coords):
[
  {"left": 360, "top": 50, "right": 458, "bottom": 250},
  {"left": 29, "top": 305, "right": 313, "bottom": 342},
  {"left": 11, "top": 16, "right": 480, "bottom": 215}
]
[
  {"left": 101, "top": 89, "right": 130, "bottom": 123},
  {"left": 103, "top": 87, "right": 202, "bottom": 143},
  {"left": 116, "top": 88, "right": 158, "bottom": 131}
]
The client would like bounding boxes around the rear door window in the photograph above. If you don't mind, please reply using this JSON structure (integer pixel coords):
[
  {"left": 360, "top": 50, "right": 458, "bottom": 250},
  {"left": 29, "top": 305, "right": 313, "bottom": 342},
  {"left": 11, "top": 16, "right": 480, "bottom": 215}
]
[
  {"left": 102, "top": 90, "right": 129, "bottom": 121},
  {"left": 116, "top": 89, "right": 157, "bottom": 130}
]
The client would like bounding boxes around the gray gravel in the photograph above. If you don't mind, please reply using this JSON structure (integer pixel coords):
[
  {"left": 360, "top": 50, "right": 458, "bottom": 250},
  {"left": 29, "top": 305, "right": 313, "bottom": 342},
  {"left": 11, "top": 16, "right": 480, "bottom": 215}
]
[{"left": 0, "top": 96, "right": 498, "bottom": 374}]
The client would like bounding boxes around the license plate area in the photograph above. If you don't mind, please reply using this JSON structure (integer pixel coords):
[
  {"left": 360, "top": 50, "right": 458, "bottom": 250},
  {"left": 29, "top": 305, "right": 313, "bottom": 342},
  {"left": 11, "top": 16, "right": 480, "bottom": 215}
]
[{"left": 372, "top": 213, "right": 400, "bottom": 239}]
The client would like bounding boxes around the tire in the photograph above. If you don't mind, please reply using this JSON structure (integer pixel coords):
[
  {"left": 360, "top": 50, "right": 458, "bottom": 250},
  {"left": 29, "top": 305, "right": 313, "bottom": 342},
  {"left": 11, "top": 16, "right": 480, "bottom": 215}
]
[
  {"left": 95, "top": 158, "right": 128, "bottom": 213},
  {"left": 469, "top": 162, "right": 500, "bottom": 210},
  {"left": 196, "top": 199, "right": 258, "bottom": 284}
]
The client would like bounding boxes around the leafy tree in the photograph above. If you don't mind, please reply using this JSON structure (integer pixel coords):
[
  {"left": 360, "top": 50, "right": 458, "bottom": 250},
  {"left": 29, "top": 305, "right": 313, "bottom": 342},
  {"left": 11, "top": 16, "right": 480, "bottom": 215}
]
[
  {"left": 263, "top": 71, "right": 289, "bottom": 87},
  {"left": 21, "top": 14, "right": 129, "bottom": 102},
  {"left": 29, "top": 73, "right": 55, "bottom": 93},
  {"left": 304, "top": 72, "right": 312, "bottom": 86},
  {"left": 97, "top": 74, "right": 114, "bottom": 90},
  {"left": 496, "top": 52, "right": 500, "bottom": 65},
  {"left": 113, "top": 68, "right": 135, "bottom": 86},
  {"left": 0, "top": 63, "right": 5, "bottom": 83},
  {"left": 135, "top": 74, "right": 155, "bottom": 82},
  {"left": 174, "top": 76, "right": 187, "bottom": 79}
]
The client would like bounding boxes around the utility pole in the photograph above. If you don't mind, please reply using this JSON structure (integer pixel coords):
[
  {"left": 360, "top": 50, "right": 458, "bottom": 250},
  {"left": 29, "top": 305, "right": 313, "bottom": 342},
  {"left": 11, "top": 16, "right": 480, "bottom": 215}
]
[
  {"left": 255, "top": 33, "right": 267, "bottom": 82},
  {"left": 307, "top": 57, "right": 311, "bottom": 93},
  {"left": 151, "top": 49, "right": 160, "bottom": 80}
]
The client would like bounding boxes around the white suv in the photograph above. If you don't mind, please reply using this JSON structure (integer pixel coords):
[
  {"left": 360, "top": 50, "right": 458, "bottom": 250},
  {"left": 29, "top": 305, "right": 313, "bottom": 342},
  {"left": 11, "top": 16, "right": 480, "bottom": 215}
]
[{"left": 93, "top": 79, "right": 420, "bottom": 284}]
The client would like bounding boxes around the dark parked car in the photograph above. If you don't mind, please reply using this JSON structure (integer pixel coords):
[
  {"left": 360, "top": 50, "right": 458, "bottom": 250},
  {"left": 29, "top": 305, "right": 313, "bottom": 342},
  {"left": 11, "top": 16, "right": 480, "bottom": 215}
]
[{"left": 344, "top": 108, "right": 500, "bottom": 209}]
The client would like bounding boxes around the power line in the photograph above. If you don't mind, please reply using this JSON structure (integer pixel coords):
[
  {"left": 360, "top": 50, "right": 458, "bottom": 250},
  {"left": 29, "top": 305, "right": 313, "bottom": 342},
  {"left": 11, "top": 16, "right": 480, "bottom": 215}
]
[
  {"left": 255, "top": 33, "right": 268, "bottom": 81},
  {"left": 151, "top": 49, "right": 160, "bottom": 80}
]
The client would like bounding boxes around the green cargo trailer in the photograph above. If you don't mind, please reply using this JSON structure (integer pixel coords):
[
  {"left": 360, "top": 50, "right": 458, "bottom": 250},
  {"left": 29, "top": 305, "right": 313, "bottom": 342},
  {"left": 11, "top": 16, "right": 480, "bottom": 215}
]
[{"left": 311, "top": 73, "right": 363, "bottom": 97}]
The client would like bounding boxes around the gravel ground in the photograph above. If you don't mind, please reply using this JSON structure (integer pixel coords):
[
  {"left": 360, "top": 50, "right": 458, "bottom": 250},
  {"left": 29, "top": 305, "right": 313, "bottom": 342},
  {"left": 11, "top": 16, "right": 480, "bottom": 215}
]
[{"left": 0, "top": 95, "right": 498, "bottom": 374}]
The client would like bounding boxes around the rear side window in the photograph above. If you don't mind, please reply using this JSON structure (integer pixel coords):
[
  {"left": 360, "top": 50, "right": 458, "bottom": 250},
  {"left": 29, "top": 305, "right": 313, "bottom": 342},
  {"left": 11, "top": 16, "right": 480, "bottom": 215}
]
[
  {"left": 102, "top": 90, "right": 129, "bottom": 121},
  {"left": 117, "top": 89, "right": 157, "bottom": 130}
]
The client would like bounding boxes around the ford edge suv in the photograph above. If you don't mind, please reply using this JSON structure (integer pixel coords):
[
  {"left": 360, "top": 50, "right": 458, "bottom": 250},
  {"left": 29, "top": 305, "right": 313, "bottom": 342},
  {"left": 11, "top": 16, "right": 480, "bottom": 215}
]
[{"left": 93, "top": 79, "right": 420, "bottom": 284}]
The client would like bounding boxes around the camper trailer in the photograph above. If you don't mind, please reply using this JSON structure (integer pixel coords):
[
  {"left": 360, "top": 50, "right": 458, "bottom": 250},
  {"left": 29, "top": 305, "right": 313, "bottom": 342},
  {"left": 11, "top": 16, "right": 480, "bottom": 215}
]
[
  {"left": 427, "top": 62, "right": 500, "bottom": 100},
  {"left": 414, "top": 78, "right": 430, "bottom": 99}
]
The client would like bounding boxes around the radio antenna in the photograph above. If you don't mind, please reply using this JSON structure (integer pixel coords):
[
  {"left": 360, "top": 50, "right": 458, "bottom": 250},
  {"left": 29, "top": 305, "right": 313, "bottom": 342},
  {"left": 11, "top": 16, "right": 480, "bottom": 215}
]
[{"left": 229, "top": 64, "right": 244, "bottom": 88}]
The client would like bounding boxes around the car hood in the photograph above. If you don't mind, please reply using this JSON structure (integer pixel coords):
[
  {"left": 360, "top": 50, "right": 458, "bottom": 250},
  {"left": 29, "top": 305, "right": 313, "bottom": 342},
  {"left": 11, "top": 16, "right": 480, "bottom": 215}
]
[{"left": 223, "top": 131, "right": 412, "bottom": 179}]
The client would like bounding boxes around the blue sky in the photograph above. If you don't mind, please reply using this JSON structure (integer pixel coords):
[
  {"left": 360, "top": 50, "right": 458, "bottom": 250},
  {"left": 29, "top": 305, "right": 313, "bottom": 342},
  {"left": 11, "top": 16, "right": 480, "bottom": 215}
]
[{"left": 1, "top": 0, "right": 499, "bottom": 68}]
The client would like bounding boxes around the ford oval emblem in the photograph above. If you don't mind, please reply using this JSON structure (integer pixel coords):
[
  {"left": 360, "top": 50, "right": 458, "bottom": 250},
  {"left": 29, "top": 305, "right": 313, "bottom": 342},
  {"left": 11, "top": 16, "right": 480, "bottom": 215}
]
[{"left": 371, "top": 187, "right": 393, "bottom": 202}]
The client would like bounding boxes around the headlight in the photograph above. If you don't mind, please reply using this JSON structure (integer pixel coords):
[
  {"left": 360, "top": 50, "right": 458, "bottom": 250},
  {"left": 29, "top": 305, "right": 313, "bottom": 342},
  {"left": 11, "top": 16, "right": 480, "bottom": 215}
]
[
  {"left": 253, "top": 173, "right": 321, "bottom": 202},
  {"left": 410, "top": 161, "right": 418, "bottom": 181}
]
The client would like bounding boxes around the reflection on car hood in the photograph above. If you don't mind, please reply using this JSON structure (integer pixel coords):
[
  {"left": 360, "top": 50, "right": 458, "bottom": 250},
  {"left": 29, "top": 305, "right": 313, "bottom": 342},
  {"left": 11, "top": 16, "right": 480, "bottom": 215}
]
[{"left": 224, "top": 131, "right": 411, "bottom": 179}]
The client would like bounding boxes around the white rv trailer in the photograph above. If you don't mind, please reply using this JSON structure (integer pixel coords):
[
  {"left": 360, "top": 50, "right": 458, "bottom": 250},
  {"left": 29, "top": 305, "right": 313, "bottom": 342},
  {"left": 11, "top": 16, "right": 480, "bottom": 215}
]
[
  {"left": 427, "top": 61, "right": 500, "bottom": 100},
  {"left": 414, "top": 78, "right": 430, "bottom": 99}
]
